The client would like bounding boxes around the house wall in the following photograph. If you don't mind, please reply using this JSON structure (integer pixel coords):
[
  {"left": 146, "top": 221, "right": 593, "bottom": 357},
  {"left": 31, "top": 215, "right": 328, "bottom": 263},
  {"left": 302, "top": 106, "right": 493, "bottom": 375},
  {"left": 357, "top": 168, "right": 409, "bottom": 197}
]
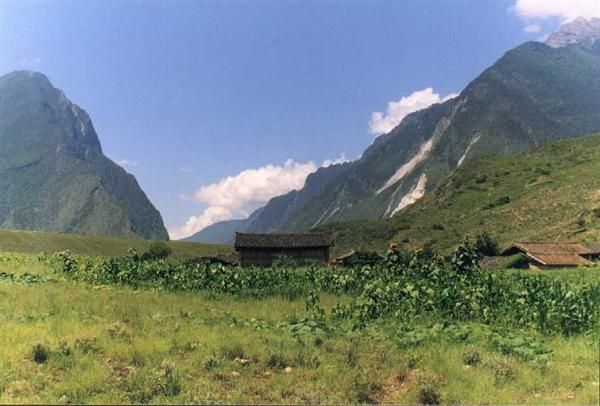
[{"left": 238, "top": 247, "right": 330, "bottom": 267}]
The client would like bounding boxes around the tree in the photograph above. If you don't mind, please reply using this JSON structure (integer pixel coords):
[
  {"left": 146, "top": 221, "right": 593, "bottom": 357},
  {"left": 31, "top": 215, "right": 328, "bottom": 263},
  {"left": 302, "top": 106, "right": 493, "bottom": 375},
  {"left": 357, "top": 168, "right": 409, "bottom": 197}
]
[
  {"left": 474, "top": 232, "right": 500, "bottom": 256},
  {"left": 141, "top": 242, "right": 172, "bottom": 261}
]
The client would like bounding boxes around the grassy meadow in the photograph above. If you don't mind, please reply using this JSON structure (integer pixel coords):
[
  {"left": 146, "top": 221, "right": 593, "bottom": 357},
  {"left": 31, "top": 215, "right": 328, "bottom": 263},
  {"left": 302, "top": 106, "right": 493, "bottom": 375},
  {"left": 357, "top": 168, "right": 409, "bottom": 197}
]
[
  {"left": 1, "top": 249, "right": 599, "bottom": 404},
  {"left": 0, "top": 229, "right": 232, "bottom": 261}
]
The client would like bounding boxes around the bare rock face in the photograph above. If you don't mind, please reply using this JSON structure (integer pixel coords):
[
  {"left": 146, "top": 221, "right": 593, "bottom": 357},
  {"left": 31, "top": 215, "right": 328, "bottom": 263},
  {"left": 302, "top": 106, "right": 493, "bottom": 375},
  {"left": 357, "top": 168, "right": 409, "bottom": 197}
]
[{"left": 545, "top": 17, "right": 600, "bottom": 49}]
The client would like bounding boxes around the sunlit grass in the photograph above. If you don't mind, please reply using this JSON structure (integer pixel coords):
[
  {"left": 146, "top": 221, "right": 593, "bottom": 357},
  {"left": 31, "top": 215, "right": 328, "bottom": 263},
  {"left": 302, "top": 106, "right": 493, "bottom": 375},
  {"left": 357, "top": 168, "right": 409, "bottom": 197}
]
[{"left": 0, "top": 255, "right": 598, "bottom": 404}]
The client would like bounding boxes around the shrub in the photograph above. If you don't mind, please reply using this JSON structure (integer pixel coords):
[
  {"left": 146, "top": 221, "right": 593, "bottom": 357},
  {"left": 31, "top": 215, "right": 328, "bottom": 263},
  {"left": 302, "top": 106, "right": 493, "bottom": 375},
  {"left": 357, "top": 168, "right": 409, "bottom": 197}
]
[
  {"left": 141, "top": 242, "right": 172, "bottom": 261},
  {"left": 474, "top": 232, "right": 500, "bottom": 256},
  {"left": 462, "top": 349, "right": 482, "bottom": 366},
  {"left": 475, "top": 174, "right": 487, "bottom": 183},
  {"left": 488, "top": 358, "right": 517, "bottom": 385},
  {"left": 483, "top": 195, "right": 511, "bottom": 210},
  {"left": 266, "top": 353, "right": 290, "bottom": 369},
  {"left": 202, "top": 355, "right": 220, "bottom": 370},
  {"left": 31, "top": 343, "right": 49, "bottom": 364},
  {"left": 156, "top": 360, "right": 181, "bottom": 397},
  {"left": 220, "top": 344, "right": 245, "bottom": 361},
  {"left": 416, "top": 377, "right": 442, "bottom": 405},
  {"left": 352, "top": 374, "right": 382, "bottom": 403}
]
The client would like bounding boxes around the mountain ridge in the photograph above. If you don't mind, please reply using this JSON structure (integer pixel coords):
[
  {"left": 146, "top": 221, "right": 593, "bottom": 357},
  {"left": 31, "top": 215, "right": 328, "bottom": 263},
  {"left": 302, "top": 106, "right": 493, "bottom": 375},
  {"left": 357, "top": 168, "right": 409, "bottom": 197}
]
[
  {"left": 317, "top": 132, "right": 600, "bottom": 255},
  {"left": 0, "top": 70, "right": 169, "bottom": 240}
]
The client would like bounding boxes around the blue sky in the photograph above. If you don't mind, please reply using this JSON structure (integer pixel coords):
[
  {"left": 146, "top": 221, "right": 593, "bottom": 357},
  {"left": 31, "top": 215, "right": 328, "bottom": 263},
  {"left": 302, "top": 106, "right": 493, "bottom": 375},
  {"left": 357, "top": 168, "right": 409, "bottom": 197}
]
[{"left": 0, "top": 1, "right": 584, "bottom": 238}]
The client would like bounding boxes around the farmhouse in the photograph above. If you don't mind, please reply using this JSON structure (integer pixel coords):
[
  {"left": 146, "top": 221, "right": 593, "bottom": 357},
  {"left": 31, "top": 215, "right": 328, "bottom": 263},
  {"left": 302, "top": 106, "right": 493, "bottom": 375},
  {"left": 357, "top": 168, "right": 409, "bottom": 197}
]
[
  {"left": 234, "top": 232, "right": 334, "bottom": 267},
  {"left": 501, "top": 242, "right": 600, "bottom": 268}
]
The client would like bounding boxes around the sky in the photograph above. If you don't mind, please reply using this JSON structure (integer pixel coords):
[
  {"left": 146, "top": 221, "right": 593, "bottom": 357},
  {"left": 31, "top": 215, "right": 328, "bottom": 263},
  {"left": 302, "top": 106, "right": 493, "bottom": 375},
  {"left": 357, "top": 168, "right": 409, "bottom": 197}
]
[{"left": 1, "top": 1, "right": 597, "bottom": 239}]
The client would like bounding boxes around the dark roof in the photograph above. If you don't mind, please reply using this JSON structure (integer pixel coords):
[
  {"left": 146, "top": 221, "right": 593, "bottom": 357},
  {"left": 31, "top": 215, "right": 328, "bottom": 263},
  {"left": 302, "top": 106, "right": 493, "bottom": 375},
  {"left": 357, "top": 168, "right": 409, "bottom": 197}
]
[
  {"left": 235, "top": 232, "right": 333, "bottom": 249},
  {"left": 501, "top": 241, "right": 594, "bottom": 266}
]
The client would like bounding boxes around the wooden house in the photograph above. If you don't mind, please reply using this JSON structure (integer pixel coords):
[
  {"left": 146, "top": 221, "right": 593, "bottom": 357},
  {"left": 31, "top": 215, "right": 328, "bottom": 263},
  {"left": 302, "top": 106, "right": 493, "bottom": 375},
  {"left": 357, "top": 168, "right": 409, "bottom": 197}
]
[
  {"left": 501, "top": 242, "right": 600, "bottom": 268},
  {"left": 234, "top": 232, "right": 334, "bottom": 267}
]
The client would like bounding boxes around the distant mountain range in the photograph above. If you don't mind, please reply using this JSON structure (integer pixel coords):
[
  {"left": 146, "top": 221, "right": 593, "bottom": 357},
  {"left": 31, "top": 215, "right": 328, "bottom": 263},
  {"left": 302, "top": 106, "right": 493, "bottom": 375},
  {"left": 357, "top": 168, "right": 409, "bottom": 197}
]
[
  {"left": 188, "top": 18, "right": 600, "bottom": 244},
  {"left": 0, "top": 71, "right": 169, "bottom": 239}
]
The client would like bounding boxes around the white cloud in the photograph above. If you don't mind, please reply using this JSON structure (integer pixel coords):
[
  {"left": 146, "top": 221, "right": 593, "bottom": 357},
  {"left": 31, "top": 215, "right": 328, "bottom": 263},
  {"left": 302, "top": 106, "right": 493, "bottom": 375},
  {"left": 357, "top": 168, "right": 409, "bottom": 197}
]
[
  {"left": 322, "top": 153, "right": 349, "bottom": 167},
  {"left": 524, "top": 23, "right": 542, "bottom": 32},
  {"left": 116, "top": 159, "right": 139, "bottom": 167},
  {"left": 169, "top": 159, "right": 318, "bottom": 239},
  {"left": 512, "top": 0, "right": 600, "bottom": 22},
  {"left": 369, "top": 88, "right": 458, "bottom": 136}
]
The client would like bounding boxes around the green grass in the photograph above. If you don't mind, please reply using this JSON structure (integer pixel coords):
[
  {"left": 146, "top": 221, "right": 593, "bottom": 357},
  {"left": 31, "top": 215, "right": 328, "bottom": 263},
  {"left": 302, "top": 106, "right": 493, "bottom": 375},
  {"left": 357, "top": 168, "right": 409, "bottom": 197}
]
[
  {"left": 0, "top": 254, "right": 598, "bottom": 404},
  {"left": 501, "top": 265, "right": 600, "bottom": 287},
  {"left": 0, "top": 229, "right": 232, "bottom": 261},
  {"left": 320, "top": 132, "right": 600, "bottom": 255}
]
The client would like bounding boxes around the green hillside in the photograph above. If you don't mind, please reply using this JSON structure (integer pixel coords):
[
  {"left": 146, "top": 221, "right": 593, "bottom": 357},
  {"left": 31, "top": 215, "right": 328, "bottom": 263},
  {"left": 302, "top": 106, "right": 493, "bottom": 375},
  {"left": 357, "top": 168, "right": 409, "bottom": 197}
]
[
  {"left": 0, "top": 229, "right": 232, "bottom": 260},
  {"left": 319, "top": 132, "right": 600, "bottom": 255}
]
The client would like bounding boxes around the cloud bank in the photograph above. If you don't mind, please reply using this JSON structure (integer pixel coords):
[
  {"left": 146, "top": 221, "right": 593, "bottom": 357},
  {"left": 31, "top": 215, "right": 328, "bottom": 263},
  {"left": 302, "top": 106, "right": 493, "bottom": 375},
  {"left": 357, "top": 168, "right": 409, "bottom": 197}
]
[
  {"left": 170, "top": 157, "right": 350, "bottom": 239},
  {"left": 513, "top": 1, "right": 600, "bottom": 23},
  {"left": 369, "top": 88, "right": 458, "bottom": 136}
]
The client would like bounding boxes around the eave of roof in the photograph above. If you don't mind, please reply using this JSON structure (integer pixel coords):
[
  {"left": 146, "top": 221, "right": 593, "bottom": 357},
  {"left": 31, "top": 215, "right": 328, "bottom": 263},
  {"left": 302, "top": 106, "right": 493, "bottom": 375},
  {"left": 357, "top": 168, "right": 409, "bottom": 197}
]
[
  {"left": 525, "top": 252, "right": 592, "bottom": 266},
  {"left": 234, "top": 232, "right": 334, "bottom": 249}
]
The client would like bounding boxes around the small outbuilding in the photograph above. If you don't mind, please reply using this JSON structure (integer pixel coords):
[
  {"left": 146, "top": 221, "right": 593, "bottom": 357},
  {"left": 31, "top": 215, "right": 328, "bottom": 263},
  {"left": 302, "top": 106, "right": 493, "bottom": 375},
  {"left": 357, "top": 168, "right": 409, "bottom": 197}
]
[
  {"left": 501, "top": 241, "right": 600, "bottom": 268},
  {"left": 234, "top": 232, "right": 334, "bottom": 267}
]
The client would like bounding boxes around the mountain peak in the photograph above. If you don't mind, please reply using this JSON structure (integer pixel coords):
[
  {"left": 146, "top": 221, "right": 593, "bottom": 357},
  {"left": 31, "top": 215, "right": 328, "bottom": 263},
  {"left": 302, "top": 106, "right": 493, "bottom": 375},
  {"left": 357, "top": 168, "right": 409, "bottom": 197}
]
[{"left": 545, "top": 17, "right": 600, "bottom": 48}]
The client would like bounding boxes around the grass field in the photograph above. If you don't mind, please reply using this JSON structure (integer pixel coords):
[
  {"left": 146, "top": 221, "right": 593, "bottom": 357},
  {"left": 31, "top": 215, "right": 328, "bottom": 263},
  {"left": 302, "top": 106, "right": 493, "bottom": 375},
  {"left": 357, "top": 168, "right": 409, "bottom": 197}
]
[
  {"left": 0, "top": 253, "right": 598, "bottom": 404},
  {"left": 0, "top": 229, "right": 232, "bottom": 261}
]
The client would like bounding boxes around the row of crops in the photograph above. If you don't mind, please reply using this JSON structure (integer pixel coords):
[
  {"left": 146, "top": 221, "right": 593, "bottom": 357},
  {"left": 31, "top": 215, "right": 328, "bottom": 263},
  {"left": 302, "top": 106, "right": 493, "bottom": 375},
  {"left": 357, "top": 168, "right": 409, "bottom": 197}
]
[{"left": 48, "top": 242, "right": 600, "bottom": 335}]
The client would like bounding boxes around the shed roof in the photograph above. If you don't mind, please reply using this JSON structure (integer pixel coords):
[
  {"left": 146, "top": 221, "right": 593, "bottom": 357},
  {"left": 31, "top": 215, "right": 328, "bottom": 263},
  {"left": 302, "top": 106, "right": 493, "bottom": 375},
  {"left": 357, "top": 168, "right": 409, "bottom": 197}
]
[
  {"left": 581, "top": 243, "right": 600, "bottom": 255},
  {"left": 234, "top": 232, "right": 334, "bottom": 249},
  {"left": 501, "top": 241, "right": 594, "bottom": 266},
  {"left": 336, "top": 250, "right": 356, "bottom": 261}
]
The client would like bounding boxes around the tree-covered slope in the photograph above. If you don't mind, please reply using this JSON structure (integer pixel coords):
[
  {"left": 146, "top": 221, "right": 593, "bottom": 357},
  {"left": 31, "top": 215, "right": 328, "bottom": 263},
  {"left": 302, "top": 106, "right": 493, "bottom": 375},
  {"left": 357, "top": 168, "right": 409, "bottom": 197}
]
[
  {"left": 318, "top": 133, "right": 600, "bottom": 255},
  {"left": 0, "top": 71, "right": 168, "bottom": 239}
]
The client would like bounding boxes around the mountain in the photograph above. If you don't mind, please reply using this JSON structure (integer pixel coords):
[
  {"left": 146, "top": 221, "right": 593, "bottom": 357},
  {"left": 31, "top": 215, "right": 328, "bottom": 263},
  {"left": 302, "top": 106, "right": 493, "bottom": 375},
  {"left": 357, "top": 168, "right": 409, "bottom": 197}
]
[
  {"left": 317, "top": 132, "right": 600, "bottom": 255},
  {"left": 0, "top": 71, "right": 169, "bottom": 240},
  {"left": 188, "top": 19, "right": 600, "bottom": 243},
  {"left": 185, "top": 207, "right": 265, "bottom": 244},
  {"left": 267, "top": 26, "right": 600, "bottom": 232},
  {"left": 545, "top": 17, "right": 600, "bottom": 50}
]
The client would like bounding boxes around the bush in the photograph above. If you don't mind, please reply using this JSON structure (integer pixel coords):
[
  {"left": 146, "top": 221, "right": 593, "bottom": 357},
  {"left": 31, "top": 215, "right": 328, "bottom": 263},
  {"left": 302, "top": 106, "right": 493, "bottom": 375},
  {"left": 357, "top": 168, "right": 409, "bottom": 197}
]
[
  {"left": 31, "top": 343, "right": 49, "bottom": 364},
  {"left": 352, "top": 374, "right": 382, "bottom": 403},
  {"left": 416, "top": 377, "right": 442, "bottom": 405},
  {"left": 220, "top": 344, "right": 245, "bottom": 361},
  {"left": 266, "top": 353, "right": 291, "bottom": 369},
  {"left": 202, "top": 356, "right": 220, "bottom": 370},
  {"left": 141, "top": 242, "right": 172, "bottom": 261},
  {"left": 462, "top": 349, "right": 482, "bottom": 366},
  {"left": 483, "top": 195, "right": 511, "bottom": 210},
  {"left": 474, "top": 232, "right": 500, "bottom": 256},
  {"left": 489, "top": 358, "right": 517, "bottom": 384}
]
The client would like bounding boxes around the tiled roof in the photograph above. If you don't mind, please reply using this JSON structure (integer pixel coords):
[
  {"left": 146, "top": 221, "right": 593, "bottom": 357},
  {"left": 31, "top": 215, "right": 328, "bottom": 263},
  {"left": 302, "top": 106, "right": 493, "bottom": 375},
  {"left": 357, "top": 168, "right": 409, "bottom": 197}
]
[
  {"left": 234, "top": 232, "right": 333, "bottom": 249},
  {"left": 502, "top": 241, "right": 596, "bottom": 266}
]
